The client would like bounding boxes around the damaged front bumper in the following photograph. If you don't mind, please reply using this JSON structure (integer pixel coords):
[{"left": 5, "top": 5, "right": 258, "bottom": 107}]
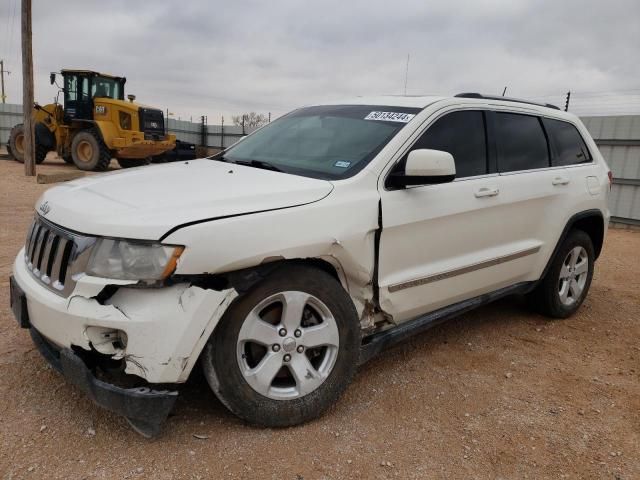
[
  {"left": 30, "top": 323, "right": 177, "bottom": 437},
  {"left": 11, "top": 248, "right": 237, "bottom": 436}
]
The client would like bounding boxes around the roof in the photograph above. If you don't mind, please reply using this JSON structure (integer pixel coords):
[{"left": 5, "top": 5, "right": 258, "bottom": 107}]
[
  {"left": 313, "top": 93, "right": 564, "bottom": 113},
  {"left": 60, "top": 69, "right": 124, "bottom": 80},
  {"left": 318, "top": 95, "right": 446, "bottom": 108}
]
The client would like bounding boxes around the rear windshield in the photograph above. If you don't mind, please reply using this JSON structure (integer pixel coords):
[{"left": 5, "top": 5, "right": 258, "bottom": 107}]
[{"left": 221, "top": 105, "right": 421, "bottom": 180}]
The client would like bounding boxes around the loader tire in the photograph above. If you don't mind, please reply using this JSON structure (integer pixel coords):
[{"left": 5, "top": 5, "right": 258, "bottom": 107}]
[
  {"left": 35, "top": 143, "right": 48, "bottom": 164},
  {"left": 8, "top": 124, "right": 25, "bottom": 162},
  {"left": 71, "top": 130, "right": 112, "bottom": 171}
]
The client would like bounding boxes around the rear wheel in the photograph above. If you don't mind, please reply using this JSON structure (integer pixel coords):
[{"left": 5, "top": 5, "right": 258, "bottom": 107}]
[
  {"left": 201, "top": 265, "right": 360, "bottom": 427},
  {"left": 117, "top": 157, "right": 151, "bottom": 169},
  {"left": 8, "top": 124, "right": 25, "bottom": 162},
  {"left": 528, "top": 229, "right": 595, "bottom": 319},
  {"left": 71, "top": 130, "right": 112, "bottom": 171},
  {"left": 8, "top": 124, "right": 47, "bottom": 164}
]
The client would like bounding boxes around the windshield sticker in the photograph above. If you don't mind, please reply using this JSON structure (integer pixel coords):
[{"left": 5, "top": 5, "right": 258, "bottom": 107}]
[
  {"left": 334, "top": 161, "right": 351, "bottom": 168},
  {"left": 364, "top": 111, "right": 415, "bottom": 123}
]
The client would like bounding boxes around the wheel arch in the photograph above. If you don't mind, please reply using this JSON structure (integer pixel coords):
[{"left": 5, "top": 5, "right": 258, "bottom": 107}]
[
  {"left": 179, "top": 257, "right": 348, "bottom": 296},
  {"left": 541, "top": 209, "right": 606, "bottom": 280}
]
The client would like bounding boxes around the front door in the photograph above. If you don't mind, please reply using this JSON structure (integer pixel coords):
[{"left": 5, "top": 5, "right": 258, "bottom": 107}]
[
  {"left": 63, "top": 74, "right": 92, "bottom": 120},
  {"left": 378, "top": 109, "right": 517, "bottom": 322}
]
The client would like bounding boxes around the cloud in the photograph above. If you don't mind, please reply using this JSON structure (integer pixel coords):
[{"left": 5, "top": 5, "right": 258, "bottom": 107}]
[{"left": 1, "top": 0, "right": 638, "bottom": 119}]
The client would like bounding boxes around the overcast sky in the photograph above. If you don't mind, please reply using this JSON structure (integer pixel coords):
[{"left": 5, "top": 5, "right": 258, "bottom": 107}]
[{"left": 1, "top": 0, "right": 639, "bottom": 121}]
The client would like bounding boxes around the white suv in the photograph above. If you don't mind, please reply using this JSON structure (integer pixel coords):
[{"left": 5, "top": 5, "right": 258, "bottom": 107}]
[{"left": 10, "top": 94, "right": 610, "bottom": 436}]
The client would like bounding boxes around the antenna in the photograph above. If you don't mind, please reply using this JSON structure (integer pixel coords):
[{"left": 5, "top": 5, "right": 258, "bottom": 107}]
[
  {"left": 502, "top": 86, "right": 507, "bottom": 97},
  {"left": 564, "top": 91, "right": 571, "bottom": 111},
  {"left": 403, "top": 54, "right": 410, "bottom": 95}
]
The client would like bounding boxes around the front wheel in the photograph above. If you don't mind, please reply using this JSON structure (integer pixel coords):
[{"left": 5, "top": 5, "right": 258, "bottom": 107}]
[
  {"left": 528, "top": 229, "right": 595, "bottom": 319},
  {"left": 201, "top": 265, "right": 360, "bottom": 427},
  {"left": 71, "top": 130, "right": 112, "bottom": 171}
]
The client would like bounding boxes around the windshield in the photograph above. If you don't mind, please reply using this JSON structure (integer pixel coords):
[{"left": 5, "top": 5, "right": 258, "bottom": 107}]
[
  {"left": 92, "top": 76, "right": 124, "bottom": 100},
  {"left": 221, "top": 105, "right": 420, "bottom": 179}
]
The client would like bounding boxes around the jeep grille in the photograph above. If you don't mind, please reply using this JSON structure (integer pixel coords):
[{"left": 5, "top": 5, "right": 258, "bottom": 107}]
[{"left": 23, "top": 216, "right": 96, "bottom": 297}]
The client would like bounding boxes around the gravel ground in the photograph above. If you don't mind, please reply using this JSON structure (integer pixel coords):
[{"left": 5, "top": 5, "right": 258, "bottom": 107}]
[{"left": 0, "top": 157, "right": 639, "bottom": 479}]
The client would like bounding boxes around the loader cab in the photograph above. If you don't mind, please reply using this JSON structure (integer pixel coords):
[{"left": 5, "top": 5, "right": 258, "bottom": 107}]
[{"left": 58, "top": 70, "right": 126, "bottom": 121}]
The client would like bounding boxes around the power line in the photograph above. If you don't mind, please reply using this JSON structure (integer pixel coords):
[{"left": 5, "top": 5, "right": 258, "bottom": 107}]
[{"left": 532, "top": 89, "right": 640, "bottom": 99}]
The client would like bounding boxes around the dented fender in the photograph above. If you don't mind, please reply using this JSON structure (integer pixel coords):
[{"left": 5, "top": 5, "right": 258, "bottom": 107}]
[{"left": 165, "top": 175, "right": 382, "bottom": 329}]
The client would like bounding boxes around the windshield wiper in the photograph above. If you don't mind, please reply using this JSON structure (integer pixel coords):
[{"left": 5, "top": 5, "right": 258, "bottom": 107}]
[
  {"left": 208, "top": 154, "right": 231, "bottom": 163},
  {"left": 235, "top": 160, "right": 283, "bottom": 172}
]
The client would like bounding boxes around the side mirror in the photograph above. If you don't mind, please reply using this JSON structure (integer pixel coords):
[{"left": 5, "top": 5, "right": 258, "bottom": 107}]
[
  {"left": 388, "top": 149, "right": 456, "bottom": 188},
  {"left": 49, "top": 73, "right": 56, "bottom": 85}
]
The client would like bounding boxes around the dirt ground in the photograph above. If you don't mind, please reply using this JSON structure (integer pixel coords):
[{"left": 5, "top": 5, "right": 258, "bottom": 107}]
[{"left": 0, "top": 157, "right": 638, "bottom": 480}]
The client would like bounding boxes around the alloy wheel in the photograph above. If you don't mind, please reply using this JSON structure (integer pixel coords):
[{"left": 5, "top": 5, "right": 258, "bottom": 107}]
[
  {"left": 558, "top": 246, "right": 589, "bottom": 306},
  {"left": 236, "top": 291, "right": 340, "bottom": 400}
]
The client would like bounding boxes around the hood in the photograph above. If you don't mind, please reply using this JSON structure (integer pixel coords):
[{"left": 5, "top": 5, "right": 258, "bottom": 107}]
[{"left": 36, "top": 159, "right": 333, "bottom": 240}]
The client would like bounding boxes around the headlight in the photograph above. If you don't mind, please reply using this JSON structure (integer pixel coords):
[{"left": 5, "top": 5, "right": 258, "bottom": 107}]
[{"left": 87, "top": 239, "right": 184, "bottom": 281}]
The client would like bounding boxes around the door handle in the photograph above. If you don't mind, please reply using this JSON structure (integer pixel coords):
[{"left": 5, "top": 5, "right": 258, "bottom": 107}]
[
  {"left": 474, "top": 186, "right": 499, "bottom": 198},
  {"left": 552, "top": 176, "right": 570, "bottom": 186}
]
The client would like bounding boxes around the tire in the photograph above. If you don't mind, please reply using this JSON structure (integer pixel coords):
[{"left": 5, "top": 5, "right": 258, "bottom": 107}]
[
  {"left": 201, "top": 265, "right": 361, "bottom": 427},
  {"left": 117, "top": 157, "right": 151, "bottom": 169},
  {"left": 71, "top": 130, "right": 112, "bottom": 171},
  {"left": 528, "top": 229, "right": 595, "bottom": 319},
  {"left": 8, "top": 124, "right": 47, "bottom": 164},
  {"left": 35, "top": 143, "right": 48, "bottom": 164},
  {"left": 8, "top": 124, "right": 25, "bottom": 162}
]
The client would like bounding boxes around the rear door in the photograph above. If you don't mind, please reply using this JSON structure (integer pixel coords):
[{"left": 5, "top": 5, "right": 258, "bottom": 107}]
[
  {"left": 542, "top": 116, "right": 601, "bottom": 198},
  {"left": 490, "top": 110, "right": 573, "bottom": 282}
]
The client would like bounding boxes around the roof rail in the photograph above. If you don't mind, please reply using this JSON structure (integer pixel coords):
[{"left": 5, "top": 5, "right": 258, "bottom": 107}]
[{"left": 454, "top": 92, "right": 560, "bottom": 110}]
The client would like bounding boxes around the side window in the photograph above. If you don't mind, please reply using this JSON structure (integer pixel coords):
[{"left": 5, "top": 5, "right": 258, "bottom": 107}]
[
  {"left": 65, "top": 76, "right": 77, "bottom": 101},
  {"left": 409, "top": 110, "right": 487, "bottom": 178},
  {"left": 80, "top": 77, "right": 90, "bottom": 100},
  {"left": 495, "top": 113, "right": 549, "bottom": 172},
  {"left": 542, "top": 118, "right": 592, "bottom": 166}
]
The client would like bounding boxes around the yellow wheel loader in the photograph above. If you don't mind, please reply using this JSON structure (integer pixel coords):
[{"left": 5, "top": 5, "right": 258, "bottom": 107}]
[{"left": 7, "top": 70, "right": 176, "bottom": 171}]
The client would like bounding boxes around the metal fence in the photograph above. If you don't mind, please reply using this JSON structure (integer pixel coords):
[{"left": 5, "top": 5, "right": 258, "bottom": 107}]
[
  {"left": 0, "top": 103, "right": 22, "bottom": 145},
  {"left": 582, "top": 116, "right": 640, "bottom": 226},
  {"left": 0, "top": 103, "right": 255, "bottom": 149},
  {"left": 166, "top": 117, "right": 256, "bottom": 149},
  {"left": 2, "top": 103, "right": 639, "bottom": 225}
]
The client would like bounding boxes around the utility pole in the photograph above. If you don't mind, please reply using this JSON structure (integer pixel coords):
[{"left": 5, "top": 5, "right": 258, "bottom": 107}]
[
  {"left": 0, "top": 60, "right": 9, "bottom": 103},
  {"left": 22, "top": 0, "right": 36, "bottom": 176},
  {"left": 403, "top": 54, "right": 410, "bottom": 95},
  {"left": 200, "top": 115, "right": 207, "bottom": 147},
  {"left": 220, "top": 115, "right": 224, "bottom": 149}
]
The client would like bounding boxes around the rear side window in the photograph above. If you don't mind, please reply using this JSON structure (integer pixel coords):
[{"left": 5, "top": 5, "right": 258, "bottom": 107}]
[
  {"left": 495, "top": 113, "right": 549, "bottom": 172},
  {"left": 409, "top": 110, "right": 487, "bottom": 178},
  {"left": 542, "top": 118, "right": 592, "bottom": 166}
]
